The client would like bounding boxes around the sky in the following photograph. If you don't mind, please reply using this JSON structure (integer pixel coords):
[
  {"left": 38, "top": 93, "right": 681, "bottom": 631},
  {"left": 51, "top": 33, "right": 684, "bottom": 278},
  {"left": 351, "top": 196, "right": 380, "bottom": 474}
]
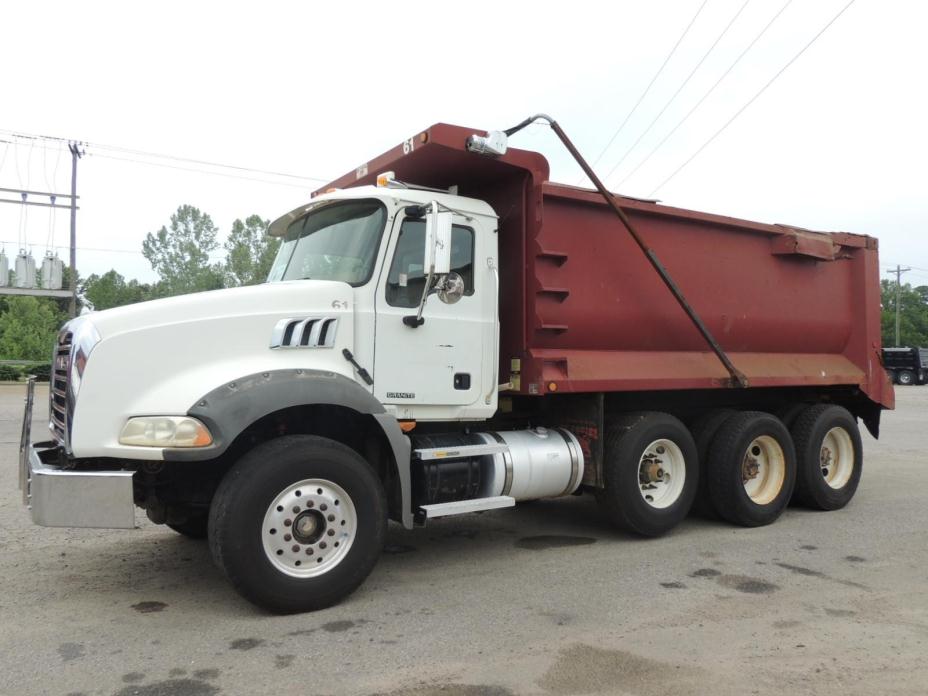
[{"left": 1, "top": 0, "right": 926, "bottom": 286}]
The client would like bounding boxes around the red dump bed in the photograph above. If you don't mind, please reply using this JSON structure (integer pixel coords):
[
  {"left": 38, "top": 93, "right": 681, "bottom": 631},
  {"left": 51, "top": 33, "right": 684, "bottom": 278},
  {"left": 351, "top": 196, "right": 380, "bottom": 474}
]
[{"left": 318, "top": 123, "right": 893, "bottom": 412}]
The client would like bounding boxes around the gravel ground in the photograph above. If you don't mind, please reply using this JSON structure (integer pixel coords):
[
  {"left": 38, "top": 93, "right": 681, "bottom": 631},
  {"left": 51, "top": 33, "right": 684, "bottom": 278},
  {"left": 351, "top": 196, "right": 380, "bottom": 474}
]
[{"left": 1, "top": 384, "right": 926, "bottom": 696}]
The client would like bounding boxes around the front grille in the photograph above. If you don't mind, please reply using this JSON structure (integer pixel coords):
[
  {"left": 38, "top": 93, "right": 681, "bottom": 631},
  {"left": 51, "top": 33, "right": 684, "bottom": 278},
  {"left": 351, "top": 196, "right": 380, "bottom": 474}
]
[{"left": 50, "top": 330, "right": 72, "bottom": 444}]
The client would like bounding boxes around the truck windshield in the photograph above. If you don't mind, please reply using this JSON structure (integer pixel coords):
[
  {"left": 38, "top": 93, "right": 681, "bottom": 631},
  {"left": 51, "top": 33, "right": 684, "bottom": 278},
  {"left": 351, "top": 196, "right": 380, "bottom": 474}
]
[{"left": 267, "top": 199, "right": 387, "bottom": 285}]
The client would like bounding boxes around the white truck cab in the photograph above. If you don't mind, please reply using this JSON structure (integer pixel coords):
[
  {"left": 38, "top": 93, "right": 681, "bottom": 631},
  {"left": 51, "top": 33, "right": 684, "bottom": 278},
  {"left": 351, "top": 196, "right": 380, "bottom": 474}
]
[{"left": 19, "top": 180, "right": 583, "bottom": 613}]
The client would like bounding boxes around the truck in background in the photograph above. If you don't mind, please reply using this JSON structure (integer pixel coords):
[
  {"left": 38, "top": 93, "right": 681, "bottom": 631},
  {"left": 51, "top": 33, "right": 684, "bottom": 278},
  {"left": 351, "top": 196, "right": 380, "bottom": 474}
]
[
  {"left": 18, "top": 118, "right": 894, "bottom": 613},
  {"left": 883, "top": 347, "right": 928, "bottom": 385}
]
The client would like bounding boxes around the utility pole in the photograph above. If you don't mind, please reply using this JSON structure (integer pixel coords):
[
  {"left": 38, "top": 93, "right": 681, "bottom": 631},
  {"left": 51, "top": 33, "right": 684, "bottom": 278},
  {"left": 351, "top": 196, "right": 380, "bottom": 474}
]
[
  {"left": 886, "top": 264, "right": 911, "bottom": 347},
  {"left": 67, "top": 142, "right": 83, "bottom": 318}
]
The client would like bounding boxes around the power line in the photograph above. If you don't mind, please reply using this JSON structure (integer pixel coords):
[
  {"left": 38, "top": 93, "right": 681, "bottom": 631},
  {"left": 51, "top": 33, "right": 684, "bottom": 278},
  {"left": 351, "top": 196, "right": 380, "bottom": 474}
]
[
  {"left": 587, "top": 0, "right": 708, "bottom": 173},
  {"left": 618, "top": 0, "right": 794, "bottom": 188},
  {"left": 0, "top": 127, "right": 331, "bottom": 184},
  {"left": 0, "top": 238, "right": 227, "bottom": 259},
  {"left": 649, "top": 0, "right": 858, "bottom": 197},
  {"left": 89, "top": 151, "right": 317, "bottom": 189},
  {"left": 604, "top": 0, "right": 753, "bottom": 184}
]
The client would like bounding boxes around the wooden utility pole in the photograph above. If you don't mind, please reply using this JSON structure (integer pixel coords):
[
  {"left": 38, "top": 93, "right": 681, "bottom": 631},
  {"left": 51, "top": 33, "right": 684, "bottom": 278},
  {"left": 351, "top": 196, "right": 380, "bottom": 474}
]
[
  {"left": 67, "top": 142, "right": 83, "bottom": 318},
  {"left": 886, "top": 264, "right": 911, "bottom": 347}
]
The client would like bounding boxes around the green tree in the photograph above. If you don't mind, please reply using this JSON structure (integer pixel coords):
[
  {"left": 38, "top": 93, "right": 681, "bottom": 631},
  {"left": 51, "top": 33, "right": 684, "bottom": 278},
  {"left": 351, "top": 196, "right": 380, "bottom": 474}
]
[
  {"left": 224, "top": 214, "right": 279, "bottom": 286},
  {"left": 0, "top": 296, "right": 63, "bottom": 360},
  {"left": 881, "top": 280, "right": 928, "bottom": 347},
  {"left": 142, "top": 205, "right": 225, "bottom": 296},
  {"left": 83, "top": 270, "right": 153, "bottom": 310}
]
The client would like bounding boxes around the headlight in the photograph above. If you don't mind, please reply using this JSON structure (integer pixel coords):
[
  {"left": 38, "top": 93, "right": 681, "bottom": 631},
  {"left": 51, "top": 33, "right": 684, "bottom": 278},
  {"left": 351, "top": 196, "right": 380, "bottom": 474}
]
[{"left": 119, "top": 416, "right": 213, "bottom": 448}]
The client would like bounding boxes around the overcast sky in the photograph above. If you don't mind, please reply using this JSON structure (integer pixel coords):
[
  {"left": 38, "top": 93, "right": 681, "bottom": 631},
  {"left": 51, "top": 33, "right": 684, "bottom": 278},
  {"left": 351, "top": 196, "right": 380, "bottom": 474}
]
[{"left": 1, "top": 0, "right": 926, "bottom": 286}]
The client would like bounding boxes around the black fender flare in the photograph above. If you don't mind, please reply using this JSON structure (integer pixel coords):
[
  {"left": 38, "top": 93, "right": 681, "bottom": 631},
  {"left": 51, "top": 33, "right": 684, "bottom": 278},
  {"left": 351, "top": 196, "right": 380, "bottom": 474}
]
[{"left": 164, "top": 369, "right": 413, "bottom": 528}]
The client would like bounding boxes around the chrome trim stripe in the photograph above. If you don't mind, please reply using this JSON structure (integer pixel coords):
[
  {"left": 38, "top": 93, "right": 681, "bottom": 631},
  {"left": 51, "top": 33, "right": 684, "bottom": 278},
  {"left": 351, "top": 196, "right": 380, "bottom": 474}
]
[
  {"left": 486, "top": 431, "right": 514, "bottom": 496},
  {"left": 414, "top": 442, "right": 509, "bottom": 460},
  {"left": 555, "top": 427, "right": 583, "bottom": 496}
]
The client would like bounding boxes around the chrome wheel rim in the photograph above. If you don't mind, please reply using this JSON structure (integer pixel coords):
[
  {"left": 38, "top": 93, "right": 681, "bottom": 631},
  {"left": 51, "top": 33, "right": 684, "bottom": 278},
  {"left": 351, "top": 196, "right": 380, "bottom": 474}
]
[
  {"left": 637, "top": 439, "right": 686, "bottom": 509},
  {"left": 742, "top": 435, "right": 786, "bottom": 505},
  {"left": 821, "top": 427, "right": 854, "bottom": 489},
  {"left": 261, "top": 478, "right": 357, "bottom": 578}
]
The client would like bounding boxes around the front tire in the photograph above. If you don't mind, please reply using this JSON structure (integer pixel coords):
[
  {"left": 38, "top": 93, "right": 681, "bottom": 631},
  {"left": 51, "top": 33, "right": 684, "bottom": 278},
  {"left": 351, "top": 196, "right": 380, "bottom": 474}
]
[
  {"left": 790, "top": 405, "right": 862, "bottom": 510},
  {"left": 208, "top": 435, "right": 387, "bottom": 614},
  {"left": 597, "top": 412, "right": 698, "bottom": 537},
  {"left": 898, "top": 369, "right": 915, "bottom": 385}
]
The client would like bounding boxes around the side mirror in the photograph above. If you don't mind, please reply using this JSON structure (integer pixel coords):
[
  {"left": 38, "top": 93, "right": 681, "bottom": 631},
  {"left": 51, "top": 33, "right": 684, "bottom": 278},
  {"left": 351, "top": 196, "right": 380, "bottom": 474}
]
[
  {"left": 425, "top": 205, "right": 452, "bottom": 276},
  {"left": 404, "top": 203, "right": 454, "bottom": 328}
]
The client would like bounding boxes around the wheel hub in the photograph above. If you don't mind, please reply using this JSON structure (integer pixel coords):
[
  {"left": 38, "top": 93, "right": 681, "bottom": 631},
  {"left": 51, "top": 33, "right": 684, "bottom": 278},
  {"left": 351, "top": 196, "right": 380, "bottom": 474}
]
[
  {"left": 292, "top": 509, "right": 325, "bottom": 544},
  {"left": 742, "top": 455, "right": 760, "bottom": 483},
  {"left": 636, "top": 439, "right": 685, "bottom": 509},
  {"left": 261, "top": 478, "right": 357, "bottom": 578},
  {"left": 639, "top": 458, "right": 666, "bottom": 484}
]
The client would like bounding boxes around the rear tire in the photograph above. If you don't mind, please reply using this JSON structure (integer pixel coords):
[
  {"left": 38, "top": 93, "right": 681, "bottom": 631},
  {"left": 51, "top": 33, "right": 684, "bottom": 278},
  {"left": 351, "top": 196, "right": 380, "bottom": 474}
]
[
  {"left": 707, "top": 411, "right": 796, "bottom": 527},
  {"left": 898, "top": 370, "right": 915, "bottom": 385},
  {"left": 790, "top": 405, "right": 862, "bottom": 510},
  {"left": 597, "top": 412, "right": 698, "bottom": 537},
  {"left": 775, "top": 403, "right": 807, "bottom": 430},
  {"left": 208, "top": 435, "right": 387, "bottom": 613},
  {"left": 688, "top": 409, "right": 734, "bottom": 517}
]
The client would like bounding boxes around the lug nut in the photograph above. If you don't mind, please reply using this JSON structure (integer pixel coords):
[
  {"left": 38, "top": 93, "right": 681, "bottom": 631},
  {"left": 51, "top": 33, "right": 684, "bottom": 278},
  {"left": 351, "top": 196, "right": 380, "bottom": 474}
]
[
  {"left": 291, "top": 544, "right": 300, "bottom": 553},
  {"left": 284, "top": 534, "right": 292, "bottom": 542},
  {"left": 327, "top": 529, "right": 335, "bottom": 536}
]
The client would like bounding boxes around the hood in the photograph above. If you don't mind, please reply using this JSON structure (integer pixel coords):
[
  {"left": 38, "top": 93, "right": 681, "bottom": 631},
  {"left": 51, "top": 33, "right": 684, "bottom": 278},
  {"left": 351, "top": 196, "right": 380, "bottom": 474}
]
[{"left": 85, "top": 280, "right": 352, "bottom": 339}]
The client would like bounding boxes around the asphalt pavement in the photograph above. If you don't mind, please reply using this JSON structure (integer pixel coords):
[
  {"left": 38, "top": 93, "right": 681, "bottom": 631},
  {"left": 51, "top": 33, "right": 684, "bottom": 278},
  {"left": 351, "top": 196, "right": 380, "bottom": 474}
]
[{"left": 1, "top": 383, "right": 926, "bottom": 696}]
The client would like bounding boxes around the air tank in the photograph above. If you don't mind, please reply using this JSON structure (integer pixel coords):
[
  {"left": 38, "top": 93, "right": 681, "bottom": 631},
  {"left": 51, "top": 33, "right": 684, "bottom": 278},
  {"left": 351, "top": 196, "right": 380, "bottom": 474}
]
[
  {"left": 14, "top": 250, "right": 36, "bottom": 288},
  {"left": 40, "top": 253, "right": 64, "bottom": 290},
  {"left": 0, "top": 250, "right": 8, "bottom": 286}
]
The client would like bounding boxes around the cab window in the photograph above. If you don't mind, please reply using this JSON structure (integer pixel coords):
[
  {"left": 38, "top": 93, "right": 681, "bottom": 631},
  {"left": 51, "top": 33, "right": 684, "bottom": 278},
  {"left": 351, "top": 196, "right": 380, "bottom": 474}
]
[{"left": 386, "top": 219, "right": 475, "bottom": 308}]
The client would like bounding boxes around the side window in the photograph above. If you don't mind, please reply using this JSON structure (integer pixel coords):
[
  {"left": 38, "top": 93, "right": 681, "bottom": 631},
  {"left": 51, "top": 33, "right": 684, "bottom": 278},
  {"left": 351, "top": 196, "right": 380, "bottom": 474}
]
[{"left": 386, "top": 219, "right": 475, "bottom": 308}]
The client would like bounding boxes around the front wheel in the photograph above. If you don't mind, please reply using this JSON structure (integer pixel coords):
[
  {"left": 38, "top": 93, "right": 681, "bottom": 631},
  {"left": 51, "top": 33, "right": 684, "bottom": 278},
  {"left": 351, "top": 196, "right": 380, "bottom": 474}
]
[
  {"left": 208, "top": 435, "right": 387, "bottom": 613},
  {"left": 898, "top": 370, "right": 915, "bottom": 385}
]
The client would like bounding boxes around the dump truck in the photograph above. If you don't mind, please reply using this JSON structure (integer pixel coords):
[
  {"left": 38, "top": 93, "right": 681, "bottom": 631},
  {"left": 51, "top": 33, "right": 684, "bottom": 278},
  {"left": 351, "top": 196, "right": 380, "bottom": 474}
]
[
  {"left": 882, "top": 346, "right": 928, "bottom": 385},
  {"left": 19, "top": 117, "right": 894, "bottom": 613}
]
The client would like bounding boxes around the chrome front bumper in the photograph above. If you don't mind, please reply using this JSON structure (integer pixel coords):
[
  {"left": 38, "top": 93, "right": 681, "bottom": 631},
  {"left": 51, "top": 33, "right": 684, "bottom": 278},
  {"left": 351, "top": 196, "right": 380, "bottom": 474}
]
[{"left": 19, "top": 377, "right": 136, "bottom": 529}]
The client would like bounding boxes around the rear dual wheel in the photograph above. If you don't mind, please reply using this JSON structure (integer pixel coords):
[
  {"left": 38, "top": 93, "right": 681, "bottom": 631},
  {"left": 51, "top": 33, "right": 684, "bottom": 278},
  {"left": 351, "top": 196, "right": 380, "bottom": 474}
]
[
  {"left": 598, "top": 412, "right": 698, "bottom": 537},
  {"left": 790, "top": 405, "right": 862, "bottom": 510},
  {"left": 706, "top": 412, "right": 796, "bottom": 527}
]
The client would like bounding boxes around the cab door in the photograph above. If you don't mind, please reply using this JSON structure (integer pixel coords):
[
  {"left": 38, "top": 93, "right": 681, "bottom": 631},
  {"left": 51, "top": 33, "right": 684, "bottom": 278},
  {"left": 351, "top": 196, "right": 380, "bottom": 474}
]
[{"left": 373, "top": 211, "right": 495, "bottom": 418}]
